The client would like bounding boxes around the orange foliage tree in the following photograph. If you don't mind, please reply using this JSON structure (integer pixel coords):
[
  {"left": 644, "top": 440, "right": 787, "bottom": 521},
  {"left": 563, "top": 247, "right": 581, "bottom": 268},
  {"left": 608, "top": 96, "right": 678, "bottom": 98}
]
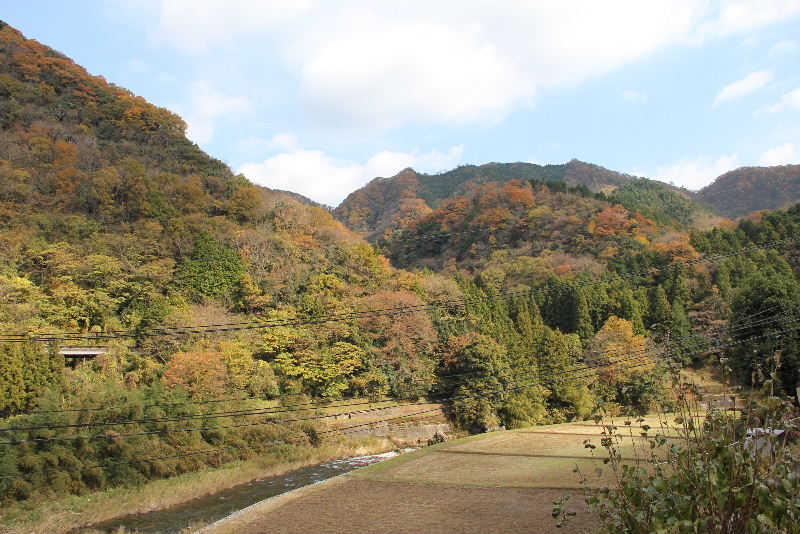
[
  {"left": 589, "top": 205, "right": 633, "bottom": 236},
  {"left": 163, "top": 349, "right": 228, "bottom": 398}
]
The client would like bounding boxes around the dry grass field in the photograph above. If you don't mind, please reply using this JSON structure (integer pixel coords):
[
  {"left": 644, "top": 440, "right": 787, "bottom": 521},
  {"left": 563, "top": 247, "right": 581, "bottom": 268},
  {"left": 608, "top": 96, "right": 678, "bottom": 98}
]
[{"left": 200, "top": 417, "right": 686, "bottom": 534}]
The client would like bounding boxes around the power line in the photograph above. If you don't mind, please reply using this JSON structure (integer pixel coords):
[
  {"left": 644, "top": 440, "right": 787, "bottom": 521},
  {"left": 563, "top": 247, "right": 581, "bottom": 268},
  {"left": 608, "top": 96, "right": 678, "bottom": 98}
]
[
  {"left": 3, "top": 318, "right": 798, "bottom": 480},
  {"left": 2, "top": 302, "right": 788, "bottom": 422},
  {"left": 3, "top": 312, "right": 794, "bottom": 444},
  {"left": 0, "top": 400, "right": 440, "bottom": 445},
  {"left": 0, "top": 236, "right": 795, "bottom": 343},
  {"left": 2, "top": 311, "right": 776, "bottom": 432},
  {"left": 518, "top": 314, "right": 800, "bottom": 397},
  {"left": 0, "top": 398, "right": 400, "bottom": 433},
  {"left": 0, "top": 406, "right": 445, "bottom": 481}
]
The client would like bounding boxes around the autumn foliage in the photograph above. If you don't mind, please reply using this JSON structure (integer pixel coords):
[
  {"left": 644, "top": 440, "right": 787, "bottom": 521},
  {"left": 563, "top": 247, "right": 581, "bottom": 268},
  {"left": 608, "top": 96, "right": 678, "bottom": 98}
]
[{"left": 0, "top": 21, "right": 799, "bottom": 508}]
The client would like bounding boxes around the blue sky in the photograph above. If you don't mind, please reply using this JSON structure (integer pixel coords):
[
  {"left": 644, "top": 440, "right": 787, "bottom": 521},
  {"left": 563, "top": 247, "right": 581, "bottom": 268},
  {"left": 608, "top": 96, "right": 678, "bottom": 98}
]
[{"left": 5, "top": 1, "right": 800, "bottom": 205}]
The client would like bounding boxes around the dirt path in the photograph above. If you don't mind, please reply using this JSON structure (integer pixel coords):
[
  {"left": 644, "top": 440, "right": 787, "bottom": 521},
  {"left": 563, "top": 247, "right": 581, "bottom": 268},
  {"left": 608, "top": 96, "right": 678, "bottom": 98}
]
[{"left": 199, "top": 420, "right": 655, "bottom": 534}]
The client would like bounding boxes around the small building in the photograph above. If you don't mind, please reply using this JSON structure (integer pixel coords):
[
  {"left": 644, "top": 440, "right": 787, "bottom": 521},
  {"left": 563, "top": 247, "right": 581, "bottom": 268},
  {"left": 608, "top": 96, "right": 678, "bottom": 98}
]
[
  {"left": 745, "top": 427, "right": 787, "bottom": 455},
  {"left": 59, "top": 346, "right": 108, "bottom": 366}
]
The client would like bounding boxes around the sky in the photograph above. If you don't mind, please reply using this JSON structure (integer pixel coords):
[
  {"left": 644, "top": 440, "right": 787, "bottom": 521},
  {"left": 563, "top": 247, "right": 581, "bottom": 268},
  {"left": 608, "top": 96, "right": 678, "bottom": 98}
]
[{"left": 4, "top": 1, "right": 800, "bottom": 206}]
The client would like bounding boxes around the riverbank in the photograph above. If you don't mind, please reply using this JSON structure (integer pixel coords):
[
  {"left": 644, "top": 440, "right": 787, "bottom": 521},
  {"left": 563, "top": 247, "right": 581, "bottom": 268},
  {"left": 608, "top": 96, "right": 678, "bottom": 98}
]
[
  {"left": 199, "top": 419, "right": 662, "bottom": 534},
  {"left": 0, "top": 437, "right": 395, "bottom": 534}
]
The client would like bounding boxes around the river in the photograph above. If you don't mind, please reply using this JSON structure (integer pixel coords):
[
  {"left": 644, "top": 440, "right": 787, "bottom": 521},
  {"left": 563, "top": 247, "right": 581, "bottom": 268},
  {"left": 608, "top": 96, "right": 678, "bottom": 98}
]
[{"left": 73, "top": 450, "right": 408, "bottom": 534}]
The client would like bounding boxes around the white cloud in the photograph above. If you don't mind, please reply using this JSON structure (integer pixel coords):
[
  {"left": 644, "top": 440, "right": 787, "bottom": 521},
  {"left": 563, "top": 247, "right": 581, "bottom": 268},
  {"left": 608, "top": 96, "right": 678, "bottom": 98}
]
[
  {"left": 366, "top": 145, "right": 465, "bottom": 176},
  {"left": 150, "top": 0, "right": 315, "bottom": 53},
  {"left": 622, "top": 90, "right": 647, "bottom": 103},
  {"left": 713, "top": 70, "right": 773, "bottom": 107},
  {"left": 179, "top": 82, "right": 251, "bottom": 145},
  {"left": 768, "top": 39, "right": 798, "bottom": 57},
  {"left": 692, "top": 0, "right": 800, "bottom": 41},
  {"left": 649, "top": 153, "right": 740, "bottom": 190},
  {"left": 236, "top": 133, "right": 301, "bottom": 153},
  {"left": 237, "top": 145, "right": 463, "bottom": 205},
  {"left": 760, "top": 87, "right": 800, "bottom": 114},
  {"left": 237, "top": 133, "right": 303, "bottom": 154},
  {"left": 298, "top": 2, "right": 701, "bottom": 128},
  {"left": 239, "top": 150, "right": 361, "bottom": 204},
  {"left": 759, "top": 143, "right": 798, "bottom": 165},
  {"left": 300, "top": 18, "right": 529, "bottom": 127},
  {"left": 144, "top": 1, "right": 800, "bottom": 129},
  {"left": 266, "top": 133, "right": 300, "bottom": 152}
]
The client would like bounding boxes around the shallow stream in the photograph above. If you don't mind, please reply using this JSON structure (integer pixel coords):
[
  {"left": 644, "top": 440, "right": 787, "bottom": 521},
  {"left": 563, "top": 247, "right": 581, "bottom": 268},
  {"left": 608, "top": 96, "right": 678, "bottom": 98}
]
[{"left": 74, "top": 451, "right": 404, "bottom": 534}]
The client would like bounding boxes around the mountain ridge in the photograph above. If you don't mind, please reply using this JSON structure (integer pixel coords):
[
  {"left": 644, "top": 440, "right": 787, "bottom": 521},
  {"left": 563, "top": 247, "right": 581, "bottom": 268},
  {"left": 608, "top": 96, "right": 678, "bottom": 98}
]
[
  {"left": 1, "top": 22, "right": 800, "bottom": 517},
  {"left": 694, "top": 164, "right": 800, "bottom": 218},
  {"left": 333, "top": 159, "right": 799, "bottom": 240},
  {"left": 333, "top": 159, "right": 702, "bottom": 241}
]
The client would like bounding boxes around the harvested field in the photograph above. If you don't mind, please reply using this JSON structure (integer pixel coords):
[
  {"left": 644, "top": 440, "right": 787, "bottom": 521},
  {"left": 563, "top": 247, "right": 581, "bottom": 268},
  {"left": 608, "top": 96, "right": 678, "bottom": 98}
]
[
  {"left": 360, "top": 450, "right": 602, "bottom": 488},
  {"left": 445, "top": 429, "right": 652, "bottom": 458},
  {"left": 201, "top": 478, "right": 595, "bottom": 534},
  {"left": 200, "top": 420, "right": 669, "bottom": 534}
]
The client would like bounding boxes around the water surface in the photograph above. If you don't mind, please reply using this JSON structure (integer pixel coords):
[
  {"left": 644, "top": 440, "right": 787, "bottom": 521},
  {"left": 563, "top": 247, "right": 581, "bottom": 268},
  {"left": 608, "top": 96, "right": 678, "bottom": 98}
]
[{"left": 77, "top": 451, "right": 404, "bottom": 534}]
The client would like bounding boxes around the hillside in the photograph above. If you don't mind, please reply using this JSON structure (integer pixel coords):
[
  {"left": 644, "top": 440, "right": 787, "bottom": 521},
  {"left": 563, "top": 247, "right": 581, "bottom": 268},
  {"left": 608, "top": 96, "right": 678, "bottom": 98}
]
[
  {"left": 332, "top": 160, "right": 724, "bottom": 243},
  {"left": 380, "top": 178, "right": 659, "bottom": 270},
  {"left": 0, "top": 22, "right": 420, "bottom": 408},
  {"left": 0, "top": 22, "right": 428, "bottom": 505},
  {"left": 333, "top": 160, "right": 637, "bottom": 240},
  {"left": 0, "top": 21, "right": 382, "bottom": 336},
  {"left": 273, "top": 189, "right": 321, "bottom": 207},
  {"left": 695, "top": 164, "right": 800, "bottom": 218},
  {"left": 611, "top": 178, "right": 718, "bottom": 229},
  {"left": 1, "top": 21, "right": 799, "bottom": 521},
  {"left": 335, "top": 167, "right": 714, "bottom": 271}
]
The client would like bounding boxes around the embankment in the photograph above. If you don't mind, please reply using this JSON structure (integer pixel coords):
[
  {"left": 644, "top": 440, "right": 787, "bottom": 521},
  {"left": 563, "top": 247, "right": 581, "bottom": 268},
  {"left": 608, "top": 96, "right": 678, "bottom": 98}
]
[{"left": 0, "top": 439, "right": 390, "bottom": 534}]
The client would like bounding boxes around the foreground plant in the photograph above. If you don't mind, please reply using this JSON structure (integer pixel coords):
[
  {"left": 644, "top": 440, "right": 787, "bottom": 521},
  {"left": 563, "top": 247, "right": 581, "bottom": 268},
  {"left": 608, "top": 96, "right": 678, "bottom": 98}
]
[{"left": 575, "top": 383, "right": 799, "bottom": 533}]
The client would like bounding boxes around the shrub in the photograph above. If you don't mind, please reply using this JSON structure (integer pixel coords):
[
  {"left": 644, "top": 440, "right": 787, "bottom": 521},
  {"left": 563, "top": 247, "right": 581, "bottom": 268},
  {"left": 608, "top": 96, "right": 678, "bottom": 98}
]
[{"left": 575, "top": 384, "right": 800, "bottom": 533}]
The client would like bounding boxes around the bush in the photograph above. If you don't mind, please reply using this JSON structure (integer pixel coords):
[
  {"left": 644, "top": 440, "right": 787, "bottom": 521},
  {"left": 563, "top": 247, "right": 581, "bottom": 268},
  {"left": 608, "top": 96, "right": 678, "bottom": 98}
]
[
  {"left": 0, "top": 373, "right": 320, "bottom": 502},
  {"left": 575, "top": 385, "right": 800, "bottom": 533}
]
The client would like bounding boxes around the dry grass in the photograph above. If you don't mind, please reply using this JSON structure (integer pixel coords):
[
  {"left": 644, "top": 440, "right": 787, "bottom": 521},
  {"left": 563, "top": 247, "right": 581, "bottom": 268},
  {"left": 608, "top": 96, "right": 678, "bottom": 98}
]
[
  {"left": 201, "top": 479, "right": 596, "bottom": 534},
  {"left": 200, "top": 414, "right": 731, "bottom": 534},
  {"left": 361, "top": 451, "right": 602, "bottom": 488},
  {"left": 0, "top": 437, "right": 395, "bottom": 534},
  {"left": 201, "top": 421, "right": 627, "bottom": 534},
  {"left": 679, "top": 366, "right": 738, "bottom": 394},
  {"left": 445, "top": 430, "right": 658, "bottom": 459}
]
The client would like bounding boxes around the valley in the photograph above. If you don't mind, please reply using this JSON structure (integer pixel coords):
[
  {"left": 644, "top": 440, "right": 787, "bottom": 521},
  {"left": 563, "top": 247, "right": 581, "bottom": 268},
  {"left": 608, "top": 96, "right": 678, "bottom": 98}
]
[{"left": 0, "top": 17, "right": 798, "bottom": 534}]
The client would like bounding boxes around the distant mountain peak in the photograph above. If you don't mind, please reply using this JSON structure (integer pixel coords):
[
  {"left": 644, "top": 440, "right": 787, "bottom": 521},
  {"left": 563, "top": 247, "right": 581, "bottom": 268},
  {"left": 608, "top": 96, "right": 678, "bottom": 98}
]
[
  {"left": 333, "top": 161, "right": 637, "bottom": 241},
  {"left": 696, "top": 164, "right": 800, "bottom": 218}
]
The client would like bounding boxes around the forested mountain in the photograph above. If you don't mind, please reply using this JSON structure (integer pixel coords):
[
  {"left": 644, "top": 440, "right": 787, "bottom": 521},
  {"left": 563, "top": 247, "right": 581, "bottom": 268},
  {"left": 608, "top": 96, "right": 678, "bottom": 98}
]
[
  {"left": 334, "top": 158, "right": 800, "bottom": 245},
  {"left": 333, "top": 160, "right": 639, "bottom": 240},
  {"left": 0, "top": 22, "right": 409, "bottom": 498},
  {"left": 695, "top": 164, "right": 800, "bottom": 218},
  {"left": 0, "top": 21, "right": 798, "bottom": 508},
  {"left": 380, "top": 177, "right": 726, "bottom": 271},
  {"left": 612, "top": 178, "right": 717, "bottom": 228},
  {"left": 273, "top": 189, "right": 320, "bottom": 207},
  {"left": 332, "top": 160, "right": 724, "bottom": 243},
  {"left": 379, "top": 178, "right": 652, "bottom": 270},
  {"left": 0, "top": 21, "right": 376, "bottom": 336}
]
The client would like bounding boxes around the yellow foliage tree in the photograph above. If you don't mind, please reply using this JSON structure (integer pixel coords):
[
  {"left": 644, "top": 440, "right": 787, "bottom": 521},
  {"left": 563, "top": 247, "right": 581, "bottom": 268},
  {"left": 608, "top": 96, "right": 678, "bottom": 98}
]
[{"left": 588, "top": 316, "right": 650, "bottom": 381}]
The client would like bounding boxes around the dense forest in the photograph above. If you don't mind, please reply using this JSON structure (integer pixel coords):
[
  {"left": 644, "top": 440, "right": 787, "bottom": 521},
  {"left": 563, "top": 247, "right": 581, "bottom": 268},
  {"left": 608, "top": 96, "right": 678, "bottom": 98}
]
[
  {"left": 375, "top": 177, "right": 720, "bottom": 270},
  {"left": 696, "top": 164, "right": 800, "bottom": 218},
  {"left": 0, "top": 21, "right": 798, "bottom": 507},
  {"left": 332, "top": 160, "right": 642, "bottom": 241},
  {"left": 334, "top": 156, "right": 799, "bottom": 243}
]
